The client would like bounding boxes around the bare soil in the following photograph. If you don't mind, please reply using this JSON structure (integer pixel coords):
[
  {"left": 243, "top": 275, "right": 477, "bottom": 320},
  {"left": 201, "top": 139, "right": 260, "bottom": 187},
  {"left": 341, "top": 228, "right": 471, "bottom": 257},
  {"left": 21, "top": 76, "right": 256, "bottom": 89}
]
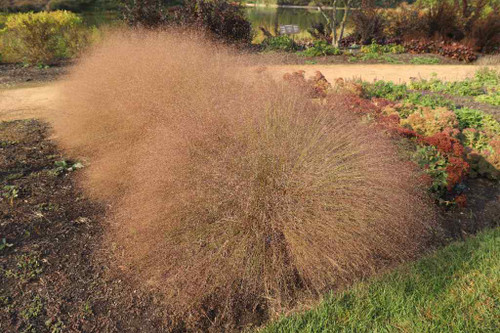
[
  {"left": 268, "top": 64, "right": 500, "bottom": 84},
  {"left": 0, "top": 120, "right": 173, "bottom": 332}
]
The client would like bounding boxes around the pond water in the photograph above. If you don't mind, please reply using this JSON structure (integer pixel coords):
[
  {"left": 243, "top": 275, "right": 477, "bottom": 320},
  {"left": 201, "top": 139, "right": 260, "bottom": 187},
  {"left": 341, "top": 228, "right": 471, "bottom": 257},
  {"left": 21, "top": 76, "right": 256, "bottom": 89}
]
[
  {"left": 245, "top": 6, "right": 349, "bottom": 37},
  {"left": 80, "top": 6, "right": 352, "bottom": 40}
]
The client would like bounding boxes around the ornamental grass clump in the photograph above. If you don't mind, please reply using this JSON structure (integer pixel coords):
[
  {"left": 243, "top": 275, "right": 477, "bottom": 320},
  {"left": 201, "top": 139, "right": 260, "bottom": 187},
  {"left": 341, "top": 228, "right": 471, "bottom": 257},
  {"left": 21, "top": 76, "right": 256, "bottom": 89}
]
[{"left": 51, "top": 30, "right": 437, "bottom": 330}]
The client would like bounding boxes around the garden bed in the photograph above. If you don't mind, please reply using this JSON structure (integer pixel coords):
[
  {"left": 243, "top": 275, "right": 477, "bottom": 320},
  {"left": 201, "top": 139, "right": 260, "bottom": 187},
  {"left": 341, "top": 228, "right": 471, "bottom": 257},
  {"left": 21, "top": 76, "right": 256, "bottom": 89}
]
[
  {"left": 257, "top": 53, "right": 460, "bottom": 66},
  {"left": 0, "top": 120, "right": 172, "bottom": 332},
  {"left": 0, "top": 62, "right": 70, "bottom": 87},
  {"left": 1, "top": 106, "right": 498, "bottom": 331}
]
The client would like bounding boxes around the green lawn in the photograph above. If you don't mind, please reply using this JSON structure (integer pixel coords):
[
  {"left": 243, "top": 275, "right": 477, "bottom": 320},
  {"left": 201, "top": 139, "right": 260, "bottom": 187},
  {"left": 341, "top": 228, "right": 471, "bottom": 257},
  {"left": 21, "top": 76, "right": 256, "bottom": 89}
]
[{"left": 263, "top": 228, "right": 500, "bottom": 333}]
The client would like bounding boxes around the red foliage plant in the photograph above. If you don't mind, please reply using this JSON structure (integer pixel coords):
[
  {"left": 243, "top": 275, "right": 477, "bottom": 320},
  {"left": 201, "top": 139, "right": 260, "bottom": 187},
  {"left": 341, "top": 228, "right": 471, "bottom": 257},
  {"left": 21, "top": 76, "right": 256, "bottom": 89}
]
[
  {"left": 420, "top": 132, "right": 465, "bottom": 157},
  {"left": 419, "top": 132, "right": 470, "bottom": 192},
  {"left": 446, "top": 157, "right": 470, "bottom": 191},
  {"left": 50, "top": 30, "right": 437, "bottom": 331},
  {"left": 283, "top": 70, "right": 331, "bottom": 98},
  {"left": 330, "top": 93, "right": 381, "bottom": 115}
]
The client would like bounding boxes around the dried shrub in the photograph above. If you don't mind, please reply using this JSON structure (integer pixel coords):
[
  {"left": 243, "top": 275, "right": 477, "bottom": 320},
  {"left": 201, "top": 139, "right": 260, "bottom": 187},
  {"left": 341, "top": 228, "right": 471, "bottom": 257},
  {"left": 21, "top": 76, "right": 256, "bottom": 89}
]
[
  {"left": 338, "top": 35, "right": 356, "bottom": 48},
  {"left": 468, "top": 12, "right": 500, "bottom": 54},
  {"left": 123, "top": 0, "right": 252, "bottom": 44},
  {"left": 383, "top": 3, "right": 428, "bottom": 39},
  {"left": 424, "top": 2, "right": 465, "bottom": 41},
  {"left": 307, "top": 22, "right": 332, "bottom": 44},
  {"left": 51, "top": 30, "right": 437, "bottom": 330},
  {"left": 351, "top": 8, "right": 387, "bottom": 45},
  {"left": 283, "top": 70, "right": 331, "bottom": 98},
  {"left": 403, "top": 39, "right": 477, "bottom": 62}
]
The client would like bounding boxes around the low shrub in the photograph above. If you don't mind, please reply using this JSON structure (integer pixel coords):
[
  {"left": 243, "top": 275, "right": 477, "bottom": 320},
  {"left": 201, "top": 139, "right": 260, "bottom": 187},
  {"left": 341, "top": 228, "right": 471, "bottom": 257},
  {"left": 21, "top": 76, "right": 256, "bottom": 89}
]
[
  {"left": 454, "top": 108, "right": 488, "bottom": 131},
  {"left": 185, "top": 0, "right": 253, "bottom": 44},
  {"left": 1, "top": 11, "right": 90, "bottom": 65},
  {"left": 416, "top": 132, "right": 469, "bottom": 195},
  {"left": 401, "top": 107, "right": 459, "bottom": 137},
  {"left": 338, "top": 35, "right": 356, "bottom": 48},
  {"left": 299, "top": 41, "right": 341, "bottom": 57},
  {"left": 51, "top": 31, "right": 436, "bottom": 330},
  {"left": 360, "top": 42, "right": 405, "bottom": 55},
  {"left": 362, "top": 81, "right": 408, "bottom": 101},
  {"left": 261, "top": 35, "right": 297, "bottom": 52},
  {"left": 462, "top": 128, "right": 491, "bottom": 152},
  {"left": 463, "top": 130, "right": 500, "bottom": 180}
]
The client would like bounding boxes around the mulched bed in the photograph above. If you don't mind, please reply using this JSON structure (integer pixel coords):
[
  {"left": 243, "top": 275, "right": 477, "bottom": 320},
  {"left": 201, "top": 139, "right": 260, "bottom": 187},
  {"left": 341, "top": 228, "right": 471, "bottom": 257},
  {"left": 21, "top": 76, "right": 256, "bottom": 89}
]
[
  {"left": 1, "top": 119, "right": 498, "bottom": 332},
  {"left": 0, "top": 63, "right": 70, "bottom": 88},
  {"left": 0, "top": 120, "right": 172, "bottom": 332}
]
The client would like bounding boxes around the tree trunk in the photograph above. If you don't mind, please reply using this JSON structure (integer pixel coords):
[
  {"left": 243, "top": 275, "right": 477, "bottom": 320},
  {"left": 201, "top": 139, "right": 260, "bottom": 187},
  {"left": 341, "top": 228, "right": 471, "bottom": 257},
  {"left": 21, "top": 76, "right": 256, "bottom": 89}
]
[
  {"left": 317, "top": 0, "right": 338, "bottom": 46},
  {"left": 338, "top": 0, "right": 352, "bottom": 45}
]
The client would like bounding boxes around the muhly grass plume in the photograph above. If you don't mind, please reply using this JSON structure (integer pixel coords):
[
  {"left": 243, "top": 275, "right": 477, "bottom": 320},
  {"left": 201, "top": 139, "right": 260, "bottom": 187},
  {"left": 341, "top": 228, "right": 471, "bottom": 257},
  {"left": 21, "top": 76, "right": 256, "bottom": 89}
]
[{"left": 51, "top": 30, "right": 437, "bottom": 330}]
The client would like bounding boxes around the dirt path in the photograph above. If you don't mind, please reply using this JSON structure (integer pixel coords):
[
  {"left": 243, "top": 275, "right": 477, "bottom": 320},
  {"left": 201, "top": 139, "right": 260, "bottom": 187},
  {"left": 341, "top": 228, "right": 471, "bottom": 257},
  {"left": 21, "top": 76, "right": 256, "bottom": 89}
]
[
  {"left": 0, "top": 84, "right": 60, "bottom": 121},
  {"left": 1, "top": 64, "right": 498, "bottom": 121},
  {"left": 269, "top": 64, "right": 500, "bottom": 84}
]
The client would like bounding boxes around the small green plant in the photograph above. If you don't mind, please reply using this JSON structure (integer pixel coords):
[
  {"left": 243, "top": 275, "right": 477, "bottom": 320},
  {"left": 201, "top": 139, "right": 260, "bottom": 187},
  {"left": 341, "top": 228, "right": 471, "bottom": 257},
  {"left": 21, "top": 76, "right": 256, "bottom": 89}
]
[
  {"left": 299, "top": 41, "right": 342, "bottom": 57},
  {"left": 21, "top": 296, "right": 43, "bottom": 320},
  {"left": 475, "top": 91, "right": 500, "bottom": 106},
  {"left": 462, "top": 129, "right": 491, "bottom": 151},
  {"left": 50, "top": 160, "right": 84, "bottom": 176},
  {"left": 360, "top": 41, "right": 405, "bottom": 54},
  {"left": 403, "top": 92, "right": 455, "bottom": 109},
  {"left": 0, "top": 139, "right": 18, "bottom": 147},
  {"left": 261, "top": 35, "right": 297, "bottom": 52},
  {"left": 2, "top": 185, "right": 19, "bottom": 206},
  {"left": 409, "top": 56, "right": 440, "bottom": 64},
  {"left": 0, "top": 238, "right": 14, "bottom": 251},
  {"left": 349, "top": 53, "right": 402, "bottom": 63},
  {"left": 454, "top": 107, "right": 500, "bottom": 134},
  {"left": 362, "top": 81, "right": 408, "bottom": 100},
  {"left": 414, "top": 145, "right": 449, "bottom": 195},
  {"left": 45, "top": 317, "right": 65, "bottom": 332},
  {"left": 5, "top": 253, "right": 43, "bottom": 282}
]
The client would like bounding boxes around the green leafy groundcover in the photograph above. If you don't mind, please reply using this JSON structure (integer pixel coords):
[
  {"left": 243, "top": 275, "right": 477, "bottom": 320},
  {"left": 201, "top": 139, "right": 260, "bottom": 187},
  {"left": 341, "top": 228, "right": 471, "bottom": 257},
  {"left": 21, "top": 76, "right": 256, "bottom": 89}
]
[{"left": 262, "top": 227, "right": 500, "bottom": 332}]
